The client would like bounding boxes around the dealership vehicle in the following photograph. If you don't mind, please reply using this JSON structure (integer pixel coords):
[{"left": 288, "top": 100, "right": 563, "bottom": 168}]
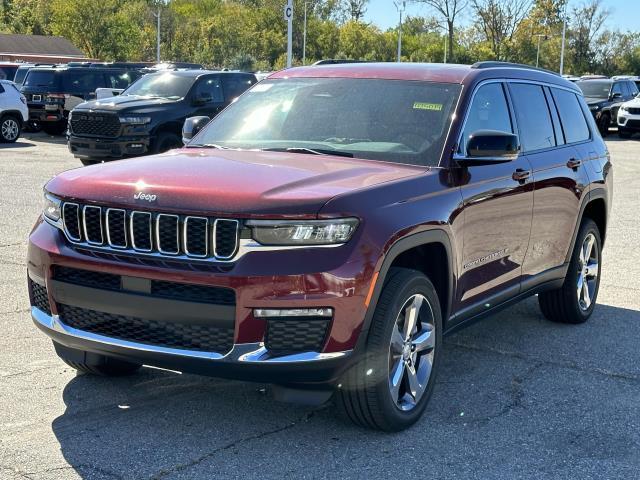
[
  {"left": 0, "top": 79, "right": 28, "bottom": 142},
  {"left": 28, "top": 62, "right": 611, "bottom": 431},
  {"left": 0, "top": 62, "right": 21, "bottom": 81},
  {"left": 617, "top": 93, "right": 640, "bottom": 138},
  {"left": 20, "top": 66, "right": 144, "bottom": 135},
  {"left": 577, "top": 78, "right": 639, "bottom": 135},
  {"left": 67, "top": 70, "right": 256, "bottom": 165}
]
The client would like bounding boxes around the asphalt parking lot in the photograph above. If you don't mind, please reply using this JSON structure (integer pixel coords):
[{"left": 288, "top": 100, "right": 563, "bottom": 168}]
[{"left": 0, "top": 132, "right": 639, "bottom": 479}]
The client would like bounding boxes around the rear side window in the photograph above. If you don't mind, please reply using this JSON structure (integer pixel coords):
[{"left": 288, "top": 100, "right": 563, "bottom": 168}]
[
  {"left": 551, "top": 88, "right": 590, "bottom": 144},
  {"left": 62, "top": 71, "right": 105, "bottom": 91},
  {"left": 105, "top": 71, "right": 140, "bottom": 89},
  {"left": 221, "top": 75, "right": 257, "bottom": 101},
  {"left": 509, "top": 83, "right": 555, "bottom": 152},
  {"left": 461, "top": 83, "right": 512, "bottom": 153}
]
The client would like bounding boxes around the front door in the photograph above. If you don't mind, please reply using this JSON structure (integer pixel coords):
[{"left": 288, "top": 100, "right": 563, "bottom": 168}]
[
  {"left": 191, "top": 75, "right": 225, "bottom": 118},
  {"left": 454, "top": 82, "right": 534, "bottom": 316}
]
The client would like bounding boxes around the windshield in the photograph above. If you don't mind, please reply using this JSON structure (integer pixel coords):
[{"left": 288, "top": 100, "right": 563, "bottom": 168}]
[
  {"left": 13, "top": 68, "right": 30, "bottom": 86},
  {"left": 190, "top": 78, "right": 461, "bottom": 166},
  {"left": 577, "top": 81, "right": 611, "bottom": 98},
  {"left": 121, "top": 72, "right": 195, "bottom": 99},
  {"left": 0, "top": 66, "right": 18, "bottom": 81},
  {"left": 23, "top": 70, "right": 59, "bottom": 88}
]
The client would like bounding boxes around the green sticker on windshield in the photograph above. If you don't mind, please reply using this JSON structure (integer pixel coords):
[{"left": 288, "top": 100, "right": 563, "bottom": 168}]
[{"left": 413, "top": 102, "right": 442, "bottom": 111}]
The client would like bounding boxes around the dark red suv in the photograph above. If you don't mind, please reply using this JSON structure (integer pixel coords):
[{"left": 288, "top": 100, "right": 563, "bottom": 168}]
[{"left": 28, "top": 62, "right": 612, "bottom": 431}]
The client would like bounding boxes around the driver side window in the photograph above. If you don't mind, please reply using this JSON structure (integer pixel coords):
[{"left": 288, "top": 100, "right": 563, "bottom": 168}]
[
  {"left": 461, "top": 83, "right": 513, "bottom": 154},
  {"left": 194, "top": 76, "right": 223, "bottom": 103}
]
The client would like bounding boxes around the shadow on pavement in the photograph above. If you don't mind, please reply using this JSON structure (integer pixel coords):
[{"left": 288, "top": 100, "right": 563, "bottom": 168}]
[
  {"left": 50, "top": 298, "right": 640, "bottom": 479},
  {"left": 0, "top": 140, "right": 36, "bottom": 148}
]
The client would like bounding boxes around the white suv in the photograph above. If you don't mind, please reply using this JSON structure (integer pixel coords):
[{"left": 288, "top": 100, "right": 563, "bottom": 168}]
[
  {"left": 618, "top": 93, "right": 640, "bottom": 139},
  {"left": 0, "top": 80, "right": 28, "bottom": 143}
]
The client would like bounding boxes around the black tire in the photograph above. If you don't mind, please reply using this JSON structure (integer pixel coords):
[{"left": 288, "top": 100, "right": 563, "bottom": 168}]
[
  {"left": 54, "top": 342, "right": 142, "bottom": 376},
  {"left": 0, "top": 114, "right": 21, "bottom": 143},
  {"left": 538, "top": 218, "right": 602, "bottom": 324},
  {"left": 336, "top": 267, "right": 442, "bottom": 431},
  {"left": 618, "top": 128, "right": 632, "bottom": 139},
  {"left": 80, "top": 158, "right": 101, "bottom": 166},
  {"left": 42, "top": 120, "right": 67, "bottom": 136},
  {"left": 154, "top": 132, "right": 181, "bottom": 154},
  {"left": 597, "top": 113, "right": 610, "bottom": 137}
]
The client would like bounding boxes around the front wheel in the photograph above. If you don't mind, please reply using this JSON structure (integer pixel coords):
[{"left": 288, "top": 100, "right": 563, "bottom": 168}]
[
  {"left": 538, "top": 218, "right": 602, "bottom": 324},
  {"left": 0, "top": 115, "right": 21, "bottom": 143},
  {"left": 597, "top": 113, "right": 610, "bottom": 137},
  {"left": 154, "top": 132, "right": 181, "bottom": 154},
  {"left": 337, "top": 268, "right": 442, "bottom": 431}
]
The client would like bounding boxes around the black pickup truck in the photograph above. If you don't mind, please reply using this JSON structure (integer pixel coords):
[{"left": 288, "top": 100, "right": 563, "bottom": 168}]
[{"left": 67, "top": 70, "right": 256, "bottom": 165}]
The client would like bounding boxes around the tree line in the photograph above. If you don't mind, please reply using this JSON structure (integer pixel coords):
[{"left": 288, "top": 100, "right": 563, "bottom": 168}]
[{"left": 0, "top": 0, "right": 638, "bottom": 75}]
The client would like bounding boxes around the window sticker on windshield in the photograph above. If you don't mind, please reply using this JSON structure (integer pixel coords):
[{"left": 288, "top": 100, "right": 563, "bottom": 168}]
[
  {"left": 250, "top": 83, "right": 273, "bottom": 92},
  {"left": 413, "top": 102, "right": 442, "bottom": 111}
]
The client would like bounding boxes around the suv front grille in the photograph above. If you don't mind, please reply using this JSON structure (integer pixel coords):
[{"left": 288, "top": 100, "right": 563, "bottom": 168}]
[
  {"left": 60, "top": 202, "right": 240, "bottom": 262},
  {"left": 57, "top": 304, "right": 234, "bottom": 353},
  {"left": 29, "top": 279, "right": 52, "bottom": 315},
  {"left": 70, "top": 112, "right": 121, "bottom": 138}
]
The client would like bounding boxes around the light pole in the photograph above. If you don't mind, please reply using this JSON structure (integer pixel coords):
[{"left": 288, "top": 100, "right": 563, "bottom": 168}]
[
  {"left": 152, "top": 6, "right": 161, "bottom": 63},
  {"left": 534, "top": 33, "right": 548, "bottom": 68},
  {"left": 560, "top": 2, "right": 568, "bottom": 74},
  {"left": 394, "top": 1, "right": 405, "bottom": 62},
  {"left": 303, "top": 2, "right": 308, "bottom": 65},
  {"left": 285, "top": 0, "right": 293, "bottom": 68}
]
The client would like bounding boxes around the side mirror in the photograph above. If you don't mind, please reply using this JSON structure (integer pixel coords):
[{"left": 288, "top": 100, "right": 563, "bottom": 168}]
[
  {"left": 182, "top": 116, "right": 210, "bottom": 144},
  {"left": 458, "top": 130, "right": 519, "bottom": 164},
  {"left": 611, "top": 92, "right": 622, "bottom": 100},
  {"left": 192, "top": 94, "right": 212, "bottom": 106}
]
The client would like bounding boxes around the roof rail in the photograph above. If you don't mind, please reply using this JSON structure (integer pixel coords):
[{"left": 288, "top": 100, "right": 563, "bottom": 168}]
[{"left": 471, "top": 61, "right": 560, "bottom": 77}]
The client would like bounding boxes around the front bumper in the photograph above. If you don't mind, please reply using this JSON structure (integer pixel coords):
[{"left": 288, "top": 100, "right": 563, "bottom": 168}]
[
  {"left": 28, "top": 219, "right": 373, "bottom": 384},
  {"left": 617, "top": 111, "right": 640, "bottom": 131},
  {"left": 68, "top": 134, "right": 150, "bottom": 159}
]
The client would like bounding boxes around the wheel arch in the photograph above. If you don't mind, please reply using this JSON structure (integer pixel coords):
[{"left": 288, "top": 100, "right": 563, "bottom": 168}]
[
  {"left": 1, "top": 110, "right": 24, "bottom": 127},
  {"left": 356, "top": 229, "right": 456, "bottom": 352},
  {"left": 565, "top": 188, "right": 608, "bottom": 264}
]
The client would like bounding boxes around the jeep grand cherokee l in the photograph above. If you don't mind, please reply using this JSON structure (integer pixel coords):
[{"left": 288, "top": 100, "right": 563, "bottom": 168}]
[
  {"left": 68, "top": 70, "right": 256, "bottom": 165},
  {"left": 28, "top": 62, "right": 611, "bottom": 431}
]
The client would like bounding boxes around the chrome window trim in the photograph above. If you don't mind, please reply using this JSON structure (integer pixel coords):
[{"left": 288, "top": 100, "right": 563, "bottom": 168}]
[
  {"left": 105, "top": 208, "right": 127, "bottom": 249},
  {"left": 130, "top": 211, "right": 153, "bottom": 252},
  {"left": 183, "top": 216, "right": 209, "bottom": 258},
  {"left": 82, "top": 205, "right": 104, "bottom": 245},
  {"left": 213, "top": 218, "right": 240, "bottom": 260},
  {"left": 156, "top": 213, "right": 180, "bottom": 255},
  {"left": 62, "top": 203, "right": 81, "bottom": 242}
]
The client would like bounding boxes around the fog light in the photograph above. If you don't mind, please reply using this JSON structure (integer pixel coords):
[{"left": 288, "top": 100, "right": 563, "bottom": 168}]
[{"left": 254, "top": 308, "right": 333, "bottom": 318}]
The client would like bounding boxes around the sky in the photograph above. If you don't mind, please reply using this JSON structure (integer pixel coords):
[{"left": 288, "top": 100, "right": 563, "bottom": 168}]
[{"left": 364, "top": 0, "right": 639, "bottom": 32}]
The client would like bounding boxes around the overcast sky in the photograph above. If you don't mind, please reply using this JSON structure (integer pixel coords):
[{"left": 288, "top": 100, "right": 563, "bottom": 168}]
[{"left": 364, "top": 0, "right": 638, "bottom": 32}]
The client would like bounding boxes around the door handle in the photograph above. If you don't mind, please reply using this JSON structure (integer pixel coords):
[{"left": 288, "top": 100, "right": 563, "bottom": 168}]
[
  {"left": 567, "top": 158, "right": 582, "bottom": 170},
  {"left": 512, "top": 168, "right": 531, "bottom": 183}
]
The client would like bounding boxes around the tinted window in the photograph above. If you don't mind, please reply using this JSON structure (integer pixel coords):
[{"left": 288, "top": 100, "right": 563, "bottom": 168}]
[
  {"left": 13, "top": 68, "right": 30, "bottom": 86},
  {"left": 62, "top": 71, "right": 105, "bottom": 91},
  {"left": 0, "top": 66, "right": 18, "bottom": 81},
  {"left": 24, "top": 70, "right": 60, "bottom": 89},
  {"left": 577, "top": 81, "right": 611, "bottom": 98},
  {"left": 221, "top": 74, "right": 256, "bottom": 101},
  {"left": 193, "top": 76, "right": 223, "bottom": 103},
  {"left": 551, "top": 88, "right": 590, "bottom": 143},
  {"left": 461, "top": 83, "right": 512, "bottom": 153},
  {"left": 193, "top": 78, "right": 461, "bottom": 167},
  {"left": 122, "top": 72, "right": 195, "bottom": 99},
  {"left": 611, "top": 82, "right": 624, "bottom": 97},
  {"left": 105, "top": 71, "right": 140, "bottom": 89},
  {"left": 510, "top": 83, "right": 555, "bottom": 152},
  {"left": 627, "top": 81, "right": 639, "bottom": 96}
]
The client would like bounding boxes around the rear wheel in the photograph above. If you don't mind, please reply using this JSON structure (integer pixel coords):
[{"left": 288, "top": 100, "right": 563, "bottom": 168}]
[
  {"left": 0, "top": 115, "right": 21, "bottom": 143},
  {"left": 597, "top": 113, "right": 610, "bottom": 137},
  {"left": 337, "top": 268, "right": 442, "bottom": 431},
  {"left": 42, "top": 120, "right": 67, "bottom": 136},
  {"left": 538, "top": 218, "right": 602, "bottom": 324},
  {"left": 154, "top": 132, "right": 181, "bottom": 154},
  {"left": 54, "top": 342, "right": 142, "bottom": 376}
]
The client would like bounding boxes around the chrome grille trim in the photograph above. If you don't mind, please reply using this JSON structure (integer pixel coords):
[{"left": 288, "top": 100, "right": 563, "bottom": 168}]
[
  {"left": 130, "top": 211, "right": 153, "bottom": 252},
  {"left": 82, "top": 205, "right": 104, "bottom": 245},
  {"left": 105, "top": 208, "right": 127, "bottom": 248},
  {"left": 183, "top": 216, "right": 208, "bottom": 258},
  {"left": 62, "top": 203, "right": 81, "bottom": 242},
  {"left": 156, "top": 214, "right": 180, "bottom": 255},
  {"left": 213, "top": 219, "right": 240, "bottom": 260}
]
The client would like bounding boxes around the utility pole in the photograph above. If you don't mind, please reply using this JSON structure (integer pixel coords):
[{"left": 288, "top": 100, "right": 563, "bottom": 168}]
[
  {"left": 303, "top": 2, "right": 308, "bottom": 65},
  {"left": 284, "top": 0, "right": 293, "bottom": 67},
  {"left": 152, "top": 6, "right": 161, "bottom": 63},
  {"left": 560, "top": 6, "right": 567, "bottom": 74},
  {"left": 443, "top": 34, "right": 447, "bottom": 63},
  {"left": 394, "top": 1, "right": 405, "bottom": 62},
  {"left": 534, "top": 33, "right": 548, "bottom": 68}
]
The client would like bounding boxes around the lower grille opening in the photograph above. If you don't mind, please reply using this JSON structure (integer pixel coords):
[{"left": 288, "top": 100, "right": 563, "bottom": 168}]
[
  {"left": 265, "top": 317, "right": 330, "bottom": 353},
  {"left": 29, "top": 279, "right": 51, "bottom": 315},
  {"left": 57, "top": 304, "right": 234, "bottom": 353}
]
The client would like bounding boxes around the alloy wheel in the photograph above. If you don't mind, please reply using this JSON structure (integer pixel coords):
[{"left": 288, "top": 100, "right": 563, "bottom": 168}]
[
  {"left": 577, "top": 232, "right": 599, "bottom": 311},
  {"left": 388, "top": 293, "right": 436, "bottom": 411},
  {"left": 2, "top": 119, "right": 19, "bottom": 141}
]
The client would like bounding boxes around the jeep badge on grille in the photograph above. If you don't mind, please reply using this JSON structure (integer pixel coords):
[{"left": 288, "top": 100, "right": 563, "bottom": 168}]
[{"left": 134, "top": 192, "right": 157, "bottom": 202}]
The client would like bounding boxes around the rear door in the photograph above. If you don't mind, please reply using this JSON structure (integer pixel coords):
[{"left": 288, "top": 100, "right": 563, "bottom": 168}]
[
  {"left": 513, "top": 83, "right": 591, "bottom": 282},
  {"left": 454, "top": 81, "right": 534, "bottom": 315}
]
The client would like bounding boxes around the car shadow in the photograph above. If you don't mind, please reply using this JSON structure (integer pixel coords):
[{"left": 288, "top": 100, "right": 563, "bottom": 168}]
[
  {"left": 50, "top": 298, "right": 640, "bottom": 478},
  {"left": 0, "top": 140, "right": 35, "bottom": 148},
  {"left": 21, "top": 132, "right": 68, "bottom": 145}
]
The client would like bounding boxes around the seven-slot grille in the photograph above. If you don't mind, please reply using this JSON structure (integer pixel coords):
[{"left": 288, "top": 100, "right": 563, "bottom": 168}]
[
  {"left": 61, "top": 202, "right": 240, "bottom": 261},
  {"left": 70, "top": 112, "right": 121, "bottom": 138},
  {"left": 627, "top": 107, "right": 640, "bottom": 115}
]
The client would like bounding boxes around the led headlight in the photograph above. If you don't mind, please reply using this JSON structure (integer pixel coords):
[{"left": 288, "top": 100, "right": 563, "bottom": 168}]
[
  {"left": 119, "top": 116, "right": 151, "bottom": 125},
  {"left": 43, "top": 193, "right": 61, "bottom": 222},
  {"left": 247, "top": 218, "right": 359, "bottom": 246}
]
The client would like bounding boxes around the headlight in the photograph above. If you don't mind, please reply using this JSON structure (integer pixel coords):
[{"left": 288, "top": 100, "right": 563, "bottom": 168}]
[
  {"left": 247, "top": 218, "right": 359, "bottom": 246},
  {"left": 119, "top": 116, "right": 151, "bottom": 125},
  {"left": 43, "top": 193, "right": 61, "bottom": 222},
  {"left": 620, "top": 105, "right": 628, "bottom": 112}
]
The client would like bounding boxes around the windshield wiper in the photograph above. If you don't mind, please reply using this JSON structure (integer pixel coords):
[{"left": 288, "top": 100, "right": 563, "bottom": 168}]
[{"left": 263, "top": 147, "right": 353, "bottom": 158}]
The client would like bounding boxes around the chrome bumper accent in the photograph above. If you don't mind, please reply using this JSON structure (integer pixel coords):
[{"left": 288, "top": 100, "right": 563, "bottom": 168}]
[{"left": 31, "top": 307, "right": 351, "bottom": 364}]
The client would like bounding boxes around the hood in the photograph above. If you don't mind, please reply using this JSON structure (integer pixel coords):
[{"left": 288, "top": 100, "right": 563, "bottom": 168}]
[
  {"left": 45, "top": 149, "right": 426, "bottom": 217},
  {"left": 74, "top": 95, "right": 180, "bottom": 114},
  {"left": 586, "top": 97, "right": 608, "bottom": 106},
  {"left": 622, "top": 96, "right": 640, "bottom": 108}
]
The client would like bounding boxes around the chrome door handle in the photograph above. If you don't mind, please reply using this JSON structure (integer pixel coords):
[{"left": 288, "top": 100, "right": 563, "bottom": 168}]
[
  {"left": 567, "top": 158, "right": 582, "bottom": 170},
  {"left": 512, "top": 168, "right": 531, "bottom": 182}
]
